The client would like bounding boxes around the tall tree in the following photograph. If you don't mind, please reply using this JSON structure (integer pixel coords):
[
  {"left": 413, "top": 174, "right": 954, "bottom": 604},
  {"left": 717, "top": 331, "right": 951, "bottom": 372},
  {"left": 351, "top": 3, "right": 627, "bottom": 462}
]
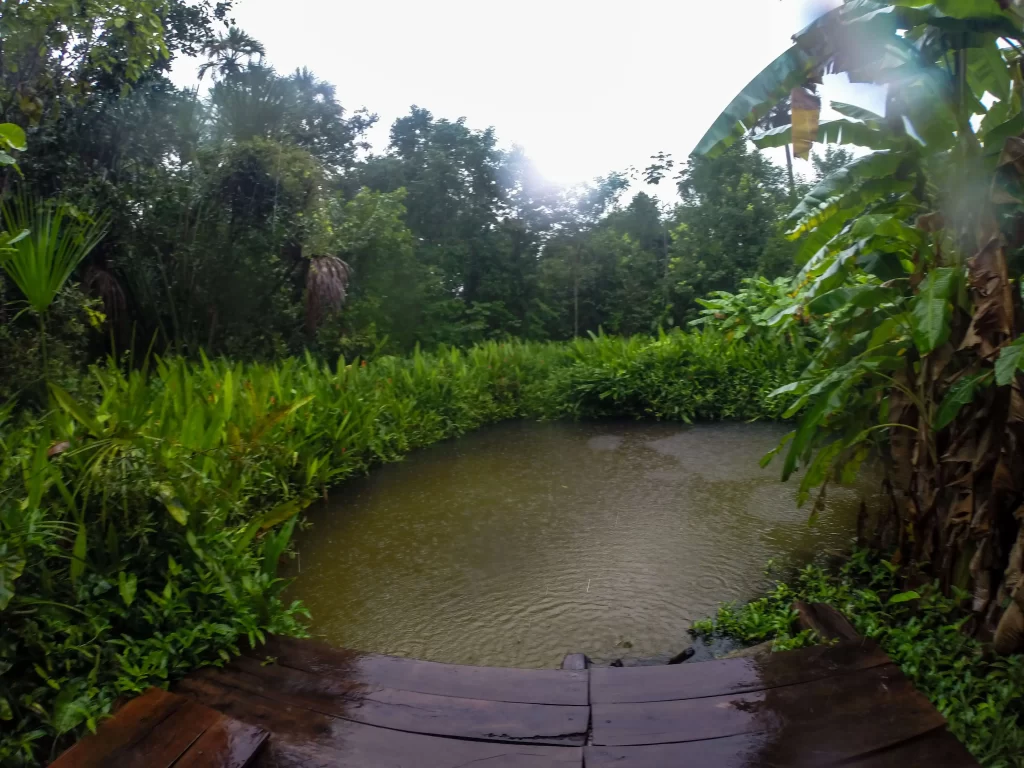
[{"left": 668, "top": 140, "right": 794, "bottom": 317}]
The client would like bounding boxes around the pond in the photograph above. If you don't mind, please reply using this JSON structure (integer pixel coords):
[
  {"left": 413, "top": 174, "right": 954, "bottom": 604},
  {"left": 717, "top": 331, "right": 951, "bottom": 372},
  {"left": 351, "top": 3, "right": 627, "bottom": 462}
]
[{"left": 287, "top": 421, "right": 875, "bottom": 668}]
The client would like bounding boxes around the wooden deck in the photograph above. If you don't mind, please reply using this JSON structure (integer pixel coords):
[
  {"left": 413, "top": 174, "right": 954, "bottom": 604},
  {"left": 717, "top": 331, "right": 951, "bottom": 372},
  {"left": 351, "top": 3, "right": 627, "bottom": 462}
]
[{"left": 52, "top": 634, "right": 980, "bottom": 767}]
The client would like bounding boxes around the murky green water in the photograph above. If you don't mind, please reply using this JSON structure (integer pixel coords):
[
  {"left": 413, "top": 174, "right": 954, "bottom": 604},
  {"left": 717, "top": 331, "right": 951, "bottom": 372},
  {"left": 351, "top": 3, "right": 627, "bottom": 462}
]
[{"left": 288, "top": 421, "right": 874, "bottom": 668}]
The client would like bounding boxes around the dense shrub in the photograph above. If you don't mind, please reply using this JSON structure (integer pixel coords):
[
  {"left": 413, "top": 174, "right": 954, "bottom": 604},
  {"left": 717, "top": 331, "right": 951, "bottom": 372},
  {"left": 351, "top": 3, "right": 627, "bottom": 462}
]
[{"left": 0, "top": 330, "right": 792, "bottom": 765}]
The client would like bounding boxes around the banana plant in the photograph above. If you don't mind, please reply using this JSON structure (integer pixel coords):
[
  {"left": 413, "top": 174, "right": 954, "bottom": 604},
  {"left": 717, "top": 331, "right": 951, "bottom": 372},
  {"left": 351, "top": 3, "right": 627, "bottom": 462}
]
[{"left": 694, "top": 0, "right": 1024, "bottom": 652}]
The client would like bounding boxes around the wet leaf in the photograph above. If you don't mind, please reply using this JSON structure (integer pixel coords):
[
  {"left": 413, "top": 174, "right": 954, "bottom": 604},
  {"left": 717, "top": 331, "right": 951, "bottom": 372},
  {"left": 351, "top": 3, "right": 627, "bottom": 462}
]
[
  {"left": 118, "top": 571, "right": 137, "bottom": 607},
  {"left": 935, "top": 371, "right": 991, "bottom": 430},
  {"left": 70, "top": 522, "right": 87, "bottom": 584},
  {"left": 889, "top": 590, "right": 921, "bottom": 604},
  {"left": 911, "top": 267, "right": 957, "bottom": 354},
  {"left": 995, "top": 337, "right": 1024, "bottom": 386}
]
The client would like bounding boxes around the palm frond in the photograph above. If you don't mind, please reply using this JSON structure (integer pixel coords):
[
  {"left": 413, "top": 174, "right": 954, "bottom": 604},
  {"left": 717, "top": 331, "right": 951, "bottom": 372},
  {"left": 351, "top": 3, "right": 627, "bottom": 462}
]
[{"left": 305, "top": 255, "right": 351, "bottom": 332}]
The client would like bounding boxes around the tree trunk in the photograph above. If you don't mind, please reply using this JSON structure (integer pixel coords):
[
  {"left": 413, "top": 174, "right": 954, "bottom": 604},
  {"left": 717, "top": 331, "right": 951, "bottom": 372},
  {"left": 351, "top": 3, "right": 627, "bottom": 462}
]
[
  {"left": 572, "top": 243, "right": 582, "bottom": 338},
  {"left": 784, "top": 144, "right": 796, "bottom": 203}
]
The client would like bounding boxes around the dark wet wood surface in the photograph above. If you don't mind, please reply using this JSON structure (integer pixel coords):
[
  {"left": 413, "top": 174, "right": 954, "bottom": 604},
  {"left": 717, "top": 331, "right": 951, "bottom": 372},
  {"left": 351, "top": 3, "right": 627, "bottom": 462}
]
[
  {"left": 176, "top": 674, "right": 583, "bottom": 767},
  {"left": 249, "top": 633, "right": 589, "bottom": 704},
  {"left": 50, "top": 687, "right": 267, "bottom": 768},
  {"left": 52, "top": 636, "right": 979, "bottom": 767},
  {"left": 585, "top": 727, "right": 979, "bottom": 768},
  {"left": 590, "top": 638, "right": 890, "bottom": 703}
]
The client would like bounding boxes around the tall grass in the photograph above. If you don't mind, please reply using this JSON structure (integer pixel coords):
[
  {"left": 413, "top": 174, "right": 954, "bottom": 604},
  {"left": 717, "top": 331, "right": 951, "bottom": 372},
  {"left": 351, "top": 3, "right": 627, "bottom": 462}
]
[{"left": 0, "top": 330, "right": 798, "bottom": 765}]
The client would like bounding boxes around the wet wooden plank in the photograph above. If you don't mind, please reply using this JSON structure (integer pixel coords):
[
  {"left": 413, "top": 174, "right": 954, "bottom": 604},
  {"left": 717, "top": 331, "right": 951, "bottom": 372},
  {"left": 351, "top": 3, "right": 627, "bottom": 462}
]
[
  {"left": 591, "top": 663, "right": 945, "bottom": 749},
  {"left": 590, "top": 640, "right": 889, "bottom": 703},
  {"left": 51, "top": 688, "right": 186, "bottom": 768},
  {"left": 794, "top": 600, "right": 861, "bottom": 642},
  {"left": 125, "top": 698, "right": 223, "bottom": 767},
  {"left": 173, "top": 715, "right": 269, "bottom": 768},
  {"left": 585, "top": 726, "right": 979, "bottom": 767},
  {"left": 193, "top": 656, "right": 588, "bottom": 746},
  {"left": 248, "top": 634, "right": 588, "bottom": 705},
  {"left": 585, "top": 726, "right": 978, "bottom": 767},
  {"left": 177, "top": 674, "right": 583, "bottom": 767},
  {"left": 842, "top": 728, "right": 979, "bottom": 768}
]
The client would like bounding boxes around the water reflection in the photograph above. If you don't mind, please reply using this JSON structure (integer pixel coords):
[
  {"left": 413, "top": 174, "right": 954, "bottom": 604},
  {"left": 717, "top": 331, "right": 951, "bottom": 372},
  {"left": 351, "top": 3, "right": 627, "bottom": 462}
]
[{"left": 287, "top": 421, "right": 876, "bottom": 667}]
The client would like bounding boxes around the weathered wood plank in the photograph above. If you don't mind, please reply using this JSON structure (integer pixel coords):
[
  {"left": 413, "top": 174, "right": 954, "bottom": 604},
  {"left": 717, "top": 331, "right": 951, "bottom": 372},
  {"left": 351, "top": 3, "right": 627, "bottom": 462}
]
[
  {"left": 195, "top": 655, "right": 588, "bottom": 746},
  {"left": 249, "top": 633, "right": 588, "bottom": 705},
  {"left": 561, "top": 653, "right": 589, "bottom": 670},
  {"left": 585, "top": 727, "right": 978, "bottom": 767},
  {"left": 177, "top": 674, "right": 583, "bottom": 767},
  {"left": 841, "top": 728, "right": 979, "bottom": 767},
  {"left": 794, "top": 600, "right": 861, "bottom": 642},
  {"left": 590, "top": 640, "right": 888, "bottom": 704},
  {"left": 123, "top": 698, "right": 222, "bottom": 767},
  {"left": 51, "top": 688, "right": 185, "bottom": 768},
  {"left": 591, "top": 663, "right": 945, "bottom": 749},
  {"left": 172, "top": 714, "right": 269, "bottom": 768}
]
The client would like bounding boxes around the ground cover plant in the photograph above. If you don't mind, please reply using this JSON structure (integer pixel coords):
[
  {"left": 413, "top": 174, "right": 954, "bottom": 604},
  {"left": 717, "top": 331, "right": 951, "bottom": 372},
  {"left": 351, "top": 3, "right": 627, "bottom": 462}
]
[{"left": 0, "top": 330, "right": 797, "bottom": 765}]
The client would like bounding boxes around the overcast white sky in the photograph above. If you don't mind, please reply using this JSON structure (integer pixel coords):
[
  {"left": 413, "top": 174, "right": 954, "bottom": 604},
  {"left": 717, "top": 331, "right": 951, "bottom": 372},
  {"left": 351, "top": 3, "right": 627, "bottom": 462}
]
[{"left": 173, "top": 0, "right": 883, "bottom": 188}]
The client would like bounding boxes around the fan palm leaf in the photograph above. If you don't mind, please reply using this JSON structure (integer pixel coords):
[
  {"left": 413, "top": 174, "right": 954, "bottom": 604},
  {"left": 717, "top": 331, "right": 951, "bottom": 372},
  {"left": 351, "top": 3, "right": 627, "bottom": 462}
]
[{"left": 0, "top": 197, "right": 109, "bottom": 316}]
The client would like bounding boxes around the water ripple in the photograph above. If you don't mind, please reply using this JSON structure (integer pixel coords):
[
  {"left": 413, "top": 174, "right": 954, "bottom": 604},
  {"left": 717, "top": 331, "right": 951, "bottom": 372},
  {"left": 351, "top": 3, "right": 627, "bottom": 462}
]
[{"left": 288, "top": 421, "right": 877, "bottom": 667}]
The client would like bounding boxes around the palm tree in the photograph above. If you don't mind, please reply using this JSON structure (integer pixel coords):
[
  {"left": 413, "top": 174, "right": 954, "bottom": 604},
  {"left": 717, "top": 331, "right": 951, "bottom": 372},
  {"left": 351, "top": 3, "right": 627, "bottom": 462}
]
[{"left": 198, "top": 27, "right": 266, "bottom": 82}]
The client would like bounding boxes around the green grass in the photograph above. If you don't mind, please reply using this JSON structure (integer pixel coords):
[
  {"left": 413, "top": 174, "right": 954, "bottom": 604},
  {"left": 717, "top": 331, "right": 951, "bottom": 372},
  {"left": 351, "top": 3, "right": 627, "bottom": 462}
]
[
  {"left": 0, "top": 329, "right": 798, "bottom": 765},
  {"left": 692, "top": 550, "right": 1024, "bottom": 768}
]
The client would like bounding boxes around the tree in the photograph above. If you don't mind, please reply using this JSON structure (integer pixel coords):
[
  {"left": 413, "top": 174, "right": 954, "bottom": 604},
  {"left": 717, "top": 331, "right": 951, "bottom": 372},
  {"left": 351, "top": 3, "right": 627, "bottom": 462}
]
[
  {"left": 810, "top": 145, "right": 854, "bottom": 181},
  {"left": 198, "top": 26, "right": 264, "bottom": 81},
  {"left": 668, "top": 140, "right": 794, "bottom": 318},
  {"left": 695, "top": 0, "right": 1024, "bottom": 653}
]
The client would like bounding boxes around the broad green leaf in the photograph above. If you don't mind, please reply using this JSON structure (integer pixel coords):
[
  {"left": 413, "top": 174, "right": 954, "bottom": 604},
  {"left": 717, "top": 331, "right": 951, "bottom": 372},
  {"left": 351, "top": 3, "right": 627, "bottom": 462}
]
[
  {"left": 694, "top": 44, "right": 821, "bottom": 158},
  {"left": 982, "top": 112, "right": 1024, "bottom": 156},
  {"left": 752, "top": 119, "right": 893, "bottom": 151},
  {"left": 808, "top": 285, "right": 899, "bottom": 315},
  {"left": 857, "top": 250, "right": 908, "bottom": 281},
  {"left": 49, "top": 383, "right": 103, "bottom": 437},
  {"left": 70, "top": 522, "right": 87, "bottom": 584},
  {"left": 155, "top": 485, "right": 189, "bottom": 526},
  {"left": 0, "top": 123, "right": 26, "bottom": 151},
  {"left": 967, "top": 39, "right": 1010, "bottom": 102},
  {"left": 934, "top": 370, "right": 991, "bottom": 430},
  {"left": 786, "top": 152, "right": 909, "bottom": 237},
  {"left": 829, "top": 101, "right": 884, "bottom": 122},
  {"left": 0, "top": 696, "right": 11, "bottom": 721},
  {"left": 52, "top": 685, "right": 87, "bottom": 735},
  {"left": 888, "top": 590, "right": 921, "bottom": 604},
  {"left": 260, "top": 497, "right": 311, "bottom": 530},
  {"left": 995, "top": 337, "right": 1024, "bottom": 386},
  {"left": 0, "top": 547, "right": 26, "bottom": 611},
  {"left": 261, "top": 518, "right": 297, "bottom": 580},
  {"left": 910, "top": 267, "right": 957, "bottom": 354},
  {"left": 782, "top": 381, "right": 844, "bottom": 481},
  {"left": 118, "top": 571, "right": 137, "bottom": 607},
  {"left": 165, "top": 499, "right": 188, "bottom": 525}
]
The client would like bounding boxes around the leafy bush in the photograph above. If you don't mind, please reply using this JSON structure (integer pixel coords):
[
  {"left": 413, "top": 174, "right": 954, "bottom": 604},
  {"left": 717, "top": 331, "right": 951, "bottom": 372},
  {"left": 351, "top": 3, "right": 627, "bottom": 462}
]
[
  {"left": 0, "top": 330, "right": 794, "bottom": 765},
  {"left": 692, "top": 551, "right": 1024, "bottom": 768},
  {"left": 535, "top": 329, "right": 805, "bottom": 422}
]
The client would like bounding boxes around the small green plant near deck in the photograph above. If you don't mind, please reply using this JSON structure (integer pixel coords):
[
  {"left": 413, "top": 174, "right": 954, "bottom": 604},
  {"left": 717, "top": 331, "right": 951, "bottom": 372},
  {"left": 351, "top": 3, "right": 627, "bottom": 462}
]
[
  {"left": 692, "top": 551, "right": 1024, "bottom": 768},
  {"left": 0, "top": 330, "right": 794, "bottom": 766}
]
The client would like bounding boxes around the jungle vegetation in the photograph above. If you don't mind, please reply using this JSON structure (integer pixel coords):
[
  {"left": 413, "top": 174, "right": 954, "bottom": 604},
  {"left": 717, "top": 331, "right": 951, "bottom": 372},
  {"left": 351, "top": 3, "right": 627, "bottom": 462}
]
[{"left": 2, "top": 0, "right": 1024, "bottom": 765}]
